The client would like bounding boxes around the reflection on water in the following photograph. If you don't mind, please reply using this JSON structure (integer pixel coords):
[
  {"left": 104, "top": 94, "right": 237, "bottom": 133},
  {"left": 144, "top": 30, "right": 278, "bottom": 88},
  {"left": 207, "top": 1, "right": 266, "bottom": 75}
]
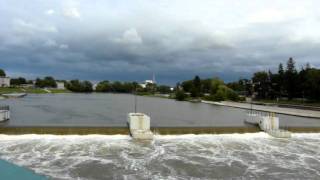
[
  {"left": 0, "top": 133, "right": 319, "bottom": 179},
  {"left": 1, "top": 93, "right": 319, "bottom": 127}
]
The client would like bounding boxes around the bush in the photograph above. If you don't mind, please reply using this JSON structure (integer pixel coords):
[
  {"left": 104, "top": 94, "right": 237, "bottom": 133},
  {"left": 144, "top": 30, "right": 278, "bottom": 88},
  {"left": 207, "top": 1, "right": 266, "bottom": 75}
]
[
  {"left": 175, "top": 90, "right": 187, "bottom": 101},
  {"left": 66, "top": 80, "right": 93, "bottom": 92}
]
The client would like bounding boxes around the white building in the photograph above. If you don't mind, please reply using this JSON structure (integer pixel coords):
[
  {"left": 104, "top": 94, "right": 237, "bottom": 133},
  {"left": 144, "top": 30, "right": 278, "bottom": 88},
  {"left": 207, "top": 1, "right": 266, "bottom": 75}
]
[
  {"left": 140, "top": 80, "right": 155, "bottom": 88},
  {"left": 0, "top": 77, "right": 10, "bottom": 87},
  {"left": 56, "top": 81, "right": 65, "bottom": 89}
]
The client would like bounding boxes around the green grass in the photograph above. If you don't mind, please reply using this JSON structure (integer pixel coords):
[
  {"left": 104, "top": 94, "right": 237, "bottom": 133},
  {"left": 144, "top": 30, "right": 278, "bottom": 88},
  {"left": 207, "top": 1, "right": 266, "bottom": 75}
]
[
  {"left": 0, "top": 87, "right": 23, "bottom": 94},
  {"left": 0, "top": 87, "right": 70, "bottom": 94}
]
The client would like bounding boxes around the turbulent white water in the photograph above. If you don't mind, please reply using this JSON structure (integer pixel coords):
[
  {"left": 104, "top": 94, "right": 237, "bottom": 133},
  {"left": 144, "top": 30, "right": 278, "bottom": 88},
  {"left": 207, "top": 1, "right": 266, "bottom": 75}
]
[{"left": 0, "top": 133, "right": 319, "bottom": 180}]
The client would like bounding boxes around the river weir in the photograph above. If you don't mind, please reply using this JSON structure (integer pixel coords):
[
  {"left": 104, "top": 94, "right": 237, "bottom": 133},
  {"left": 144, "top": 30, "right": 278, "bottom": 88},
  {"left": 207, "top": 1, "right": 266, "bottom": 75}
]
[
  {"left": 0, "top": 94, "right": 319, "bottom": 179},
  {"left": 0, "top": 133, "right": 319, "bottom": 179}
]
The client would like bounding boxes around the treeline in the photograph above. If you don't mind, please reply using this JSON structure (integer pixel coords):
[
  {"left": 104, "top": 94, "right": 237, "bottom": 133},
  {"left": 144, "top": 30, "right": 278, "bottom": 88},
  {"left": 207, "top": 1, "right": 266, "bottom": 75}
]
[
  {"left": 175, "top": 76, "right": 240, "bottom": 101},
  {"left": 229, "top": 57, "right": 320, "bottom": 101},
  {"left": 65, "top": 80, "right": 93, "bottom": 92},
  {"left": 95, "top": 80, "right": 172, "bottom": 94},
  {"left": 35, "top": 77, "right": 57, "bottom": 88}
]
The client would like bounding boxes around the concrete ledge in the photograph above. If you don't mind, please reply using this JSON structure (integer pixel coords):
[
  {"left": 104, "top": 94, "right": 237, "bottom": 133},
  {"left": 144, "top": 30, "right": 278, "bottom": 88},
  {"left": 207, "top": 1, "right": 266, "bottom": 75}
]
[{"left": 0, "top": 126, "right": 319, "bottom": 135}]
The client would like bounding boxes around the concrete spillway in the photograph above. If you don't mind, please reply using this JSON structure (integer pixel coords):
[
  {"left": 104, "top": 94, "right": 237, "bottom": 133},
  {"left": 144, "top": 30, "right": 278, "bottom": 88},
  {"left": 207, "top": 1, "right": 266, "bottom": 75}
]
[
  {"left": 0, "top": 106, "right": 10, "bottom": 122},
  {"left": 127, "top": 113, "right": 154, "bottom": 140},
  {"left": 246, "top": 112, "right": 291, "bottom": 138}
]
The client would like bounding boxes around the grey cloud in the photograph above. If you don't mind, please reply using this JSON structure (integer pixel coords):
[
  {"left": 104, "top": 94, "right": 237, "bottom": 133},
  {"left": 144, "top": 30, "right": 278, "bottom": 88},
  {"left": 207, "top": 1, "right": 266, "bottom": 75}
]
[{"left": 1, "top": 0, "right": 320, "bottom": 85}]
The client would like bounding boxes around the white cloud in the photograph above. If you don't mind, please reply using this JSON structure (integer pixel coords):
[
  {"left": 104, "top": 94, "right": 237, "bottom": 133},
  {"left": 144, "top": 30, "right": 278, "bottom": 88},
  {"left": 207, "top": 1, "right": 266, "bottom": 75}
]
[
  {"left": 13, "top": 19, "right": 57, "bottom": 34},
  {"left": 248, "top": 7, "right": 307, "bottom": 24},
  {"left": 59, "top": 44, "right": 69, "bottom": 49},
  {"left": 44, "top": 39, "right": 57, "bottom": 47},
  {"left": 46, "top": 9, "right": 55, "bottom": 15},
  {"left": 115, "top": 28, "right": 142, "bottom": 44},
  {"left": 63, "top": 7, "right": 80, "bottom": 18}
]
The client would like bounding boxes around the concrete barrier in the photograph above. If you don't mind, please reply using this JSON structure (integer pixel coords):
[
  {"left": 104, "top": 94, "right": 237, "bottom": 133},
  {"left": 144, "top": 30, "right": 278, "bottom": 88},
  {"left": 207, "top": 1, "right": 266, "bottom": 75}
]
[
  {"left": 127, "top": 113, "right": 153, "bottom": 140},
  {"left": 0, "top": 106, "right": 10, "bottom": 122}
]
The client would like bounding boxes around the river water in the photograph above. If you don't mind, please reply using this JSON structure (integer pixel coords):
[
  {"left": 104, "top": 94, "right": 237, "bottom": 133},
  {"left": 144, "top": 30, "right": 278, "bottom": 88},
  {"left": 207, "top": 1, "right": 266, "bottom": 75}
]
[
  {"left": 1, "top": 93, "right": 320, "bottom": 127},
  {"left": 0, "top": 133, "right": 319, "bottom": 179}
]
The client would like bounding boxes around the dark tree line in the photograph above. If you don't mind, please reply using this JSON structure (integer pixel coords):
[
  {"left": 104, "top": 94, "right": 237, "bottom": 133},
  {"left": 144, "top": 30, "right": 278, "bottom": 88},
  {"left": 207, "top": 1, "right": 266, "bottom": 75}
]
[
  {"left": 35, "top": 77, "right": 57, "bottom": 88},
  {"left": 10, "top": 77, "right": 27, "bottom": 85},
  {"left": 229, "top": 57, "right": 320, "bottom": 101},
  {"left": 96, "top": 81, "right": 137, "bottom": 93},
  {"left": 65, "top": 80, "right": 93, "bottom": 92},
  {"left": 176, "top": 76, "right": 240, "bottom": 101},
  {"left": 95, "top": 80, "right": 172, "bottom": 94}
]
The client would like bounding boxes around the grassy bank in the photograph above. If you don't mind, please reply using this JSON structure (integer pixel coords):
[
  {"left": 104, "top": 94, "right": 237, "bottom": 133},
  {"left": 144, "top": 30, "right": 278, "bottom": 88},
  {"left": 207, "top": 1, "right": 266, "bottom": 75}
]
[{"left": 0, "top": 87, "right": 70, "bottom": 94}]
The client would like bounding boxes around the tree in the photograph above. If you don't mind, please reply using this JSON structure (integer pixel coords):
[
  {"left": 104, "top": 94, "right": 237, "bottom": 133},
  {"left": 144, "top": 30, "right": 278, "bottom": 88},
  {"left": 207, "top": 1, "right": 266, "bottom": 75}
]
[
  {"left": 175, "top": 90, "right": 187, "bottom": 101},
  {"left": 278, "top": 63, "right": 285, "bottom": 95},
  {"left": 190, "top": 75, "right": 201, "bottom": 97},
  {"left": 210, "top": 77, "right": 224, "bottom": 95},
  {"left": 65, "top": 80, "right": 93, "bottom": 92},
  {"left": 96, "top": 81, "right": 112, "bottom": 92},
  {"left": 10, "top": 77, "right": 27, "bottom": 85},
  {"left": 157, "top": 85, "right": 171, "bottom": 94},
  {"left": 201, "top": 79, "right": 212, "bottom": 93},
  {"left": 35, "top": 76, "right": 57, "bottom": 88},
  {"left": 181, "top": 80, "right": 193, "bottom": 92},
  {"left": 252, "top": 71, "right": 270, "bottom": 99},
  {"left": 284, "top": 57, "right": 298, "bottom": 99},
  {"left": 304, "top": 69, "right": 320, "bottom": 100},
  {"left": 0, "top": 69, "right": 6, "bottom": 77}
]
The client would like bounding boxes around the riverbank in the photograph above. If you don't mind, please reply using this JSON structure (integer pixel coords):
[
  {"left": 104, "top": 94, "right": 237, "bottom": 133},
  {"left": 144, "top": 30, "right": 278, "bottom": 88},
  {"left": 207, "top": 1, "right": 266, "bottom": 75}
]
[
  {"left": 0, "top": 126, "right": 320, "bottom": 135},
  {"left": 202, "top": 100, "right": 320, "bottom": 118},
  {"left": 0, "top": 87, "right": 70, "bottom": 95}
]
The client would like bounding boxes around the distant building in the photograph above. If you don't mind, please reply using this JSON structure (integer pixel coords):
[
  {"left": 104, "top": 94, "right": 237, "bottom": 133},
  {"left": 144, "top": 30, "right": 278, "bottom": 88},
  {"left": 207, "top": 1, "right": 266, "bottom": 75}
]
[
  {"left": 140, "top": 73, "right": 156, "bottom": 88},
  {"left": 140, "top": 80, "right": 155, "bottom": 88},
  {"left": 56, "top": 81, "right": 65, "bottom": 89},
  {"left": 92, "top": 83, "right": 98, "bottom": 91},
  {"left": 0, "top": 77, "right": 10, "bottom": 87}
]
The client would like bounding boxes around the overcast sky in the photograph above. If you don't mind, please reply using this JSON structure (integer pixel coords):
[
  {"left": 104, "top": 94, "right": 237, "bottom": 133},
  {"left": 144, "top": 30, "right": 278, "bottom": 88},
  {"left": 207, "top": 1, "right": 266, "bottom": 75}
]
[{"left": 1, "top": 0, "right": 320, "bottom": 85}]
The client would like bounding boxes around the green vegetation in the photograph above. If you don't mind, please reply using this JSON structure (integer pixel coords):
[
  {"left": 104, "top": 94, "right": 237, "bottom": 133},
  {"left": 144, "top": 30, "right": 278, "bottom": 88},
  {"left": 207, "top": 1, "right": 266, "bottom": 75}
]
[
  {"left": 175, "top": 89, "right": 187, "bottom": 101},
  {"left": 0, "top": 69, "right": 6, "bottom": 77},
  {"left": 0, "top": 87, "right": 69, "bottom": 94},
  {"left": 35, "top": 76, "right": 57, "bottom": 88},
  {"left": 65, "top": 80, "right": 93, "bottom": 92},
  {"left": 228, "top": 57, "right": 320, "bottom": 103},
  {"left": 96, "top": 81, "right": 137, "bottom": 93},
  {"left": 177, "top": 76, "right": 240, "bottom": 102},
  {"left": 10, "top": 77, "right": 28, "bottom": 85},
  {"left": 95, "top": 80, "right": 172, "bottom": 95}
]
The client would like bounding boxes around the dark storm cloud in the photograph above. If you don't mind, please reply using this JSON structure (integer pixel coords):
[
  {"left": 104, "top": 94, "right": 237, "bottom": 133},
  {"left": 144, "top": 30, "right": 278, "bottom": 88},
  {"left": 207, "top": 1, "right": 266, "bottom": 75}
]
[{"left": 0, "top": 0, "right": 320, "bottom": 85}]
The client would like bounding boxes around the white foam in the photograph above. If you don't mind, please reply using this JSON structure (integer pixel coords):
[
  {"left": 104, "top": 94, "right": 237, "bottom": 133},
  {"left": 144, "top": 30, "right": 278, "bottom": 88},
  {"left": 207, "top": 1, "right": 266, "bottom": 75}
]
[
  {"left": 155, "top": 132, "right": 270, "bottom": 140},
  {"left": 0, "top": 132, "right": 319, "bottom": 141},
  {"left": 0, "top": 134, "right": 130, "bottom": 140},
  {"left": 0, "top": 133, "right": 319, "bottom": 179}
]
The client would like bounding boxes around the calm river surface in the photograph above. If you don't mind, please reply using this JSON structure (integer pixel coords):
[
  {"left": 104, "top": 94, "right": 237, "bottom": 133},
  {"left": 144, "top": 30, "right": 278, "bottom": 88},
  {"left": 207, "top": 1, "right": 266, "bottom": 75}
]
[{"left": 1, "top": 93, "right": 320, "bottom": 127}]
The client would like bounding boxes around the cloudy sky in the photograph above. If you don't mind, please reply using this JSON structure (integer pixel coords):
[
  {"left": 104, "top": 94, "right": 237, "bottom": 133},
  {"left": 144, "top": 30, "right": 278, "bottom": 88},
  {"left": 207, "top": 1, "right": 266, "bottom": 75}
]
[{"left": 1, "top": 0, "right": 320, "bottom": 84}]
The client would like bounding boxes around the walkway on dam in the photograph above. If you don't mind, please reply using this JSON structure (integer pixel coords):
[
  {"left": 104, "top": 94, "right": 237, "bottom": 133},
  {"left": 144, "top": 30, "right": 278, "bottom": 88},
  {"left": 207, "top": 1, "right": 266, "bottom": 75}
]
[{"left": 202, "top": 100, "right": 320, "bottom": 118}]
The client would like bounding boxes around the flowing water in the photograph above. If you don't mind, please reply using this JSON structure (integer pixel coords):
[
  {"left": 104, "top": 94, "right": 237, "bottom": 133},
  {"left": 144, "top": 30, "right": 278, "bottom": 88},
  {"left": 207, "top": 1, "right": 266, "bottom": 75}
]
[{"left": 0, "top": 133, "right": 319, "bottom": 179}]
